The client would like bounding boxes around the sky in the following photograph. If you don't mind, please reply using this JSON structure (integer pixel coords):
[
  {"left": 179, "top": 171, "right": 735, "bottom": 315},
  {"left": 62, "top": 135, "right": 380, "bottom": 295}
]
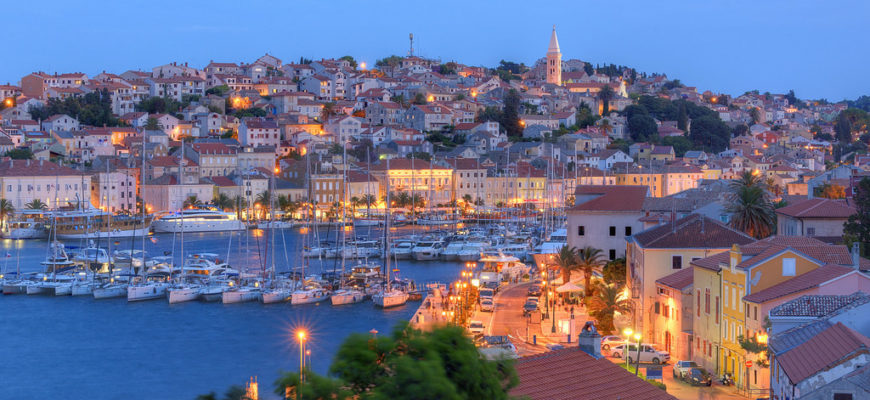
[{"left": 5, "top": 0, "right": 869, "bottom": 101}]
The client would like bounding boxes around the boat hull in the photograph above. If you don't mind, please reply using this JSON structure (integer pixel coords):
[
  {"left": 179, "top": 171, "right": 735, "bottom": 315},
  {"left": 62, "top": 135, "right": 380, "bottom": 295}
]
[
  {"left": 260, "top": 290, "right": 292, "bottom": 304},
  {"left": 127, "top": 284, "right": 168, "bottom": 302},
  {"left": 1, "top": 227, "right": 47, "bottom": 239},
  {"left": 71, "top": 283, "right": 94, "bottom": 296},
  {"left": 26, "top": 284, "right": 50, "bottom": 295},
  {"left": 412, "top": 250, "right": 441, "bottom": 261},
  {"left": 53, "top": 283, "right": 72, "bottom": 296},
  {"left": 93, "top": 285, "right": 127, "bottom": 299},
  {"left": 373, "top": 291, "right": 409, "bottom": 308},
  {"left": 291, "top": 291, "right": 330, "bottom": 305},
  {"left": 331, "top": 290, "right": 366, "bottom": 305},
  {"left": 56, "top": 226, "right": 150, "bottom": 240},
  {"left": 2, "top": 282, "right": 27, "bottom": 295},
  {"left": 168, "top": 287, "right": 201, "bottom": 304},
  {"left": 152, "top": 219, "right": 245, "bottom": 233},
  {"left": 222, "top": 289, "right": 259, "bottom": 304}
]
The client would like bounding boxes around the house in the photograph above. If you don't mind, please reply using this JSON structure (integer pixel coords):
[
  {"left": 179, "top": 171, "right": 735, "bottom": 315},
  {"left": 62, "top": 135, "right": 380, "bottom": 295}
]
[
  {"left": 567, "top": 185, "right": 648, "bottom": 260},
  {"left": 403, "top": 104, "right": 452, "bottom": 132},
  {"left": 184, "top": 142, "right": 238, "bottom": 177},
  {"left": 0, "top": 159, "right": 89, "bottom": 210},
  {"left": 628, "top": 214, "right": 755, "bottom": 347},
  {"left": 369, "top": 158, "right": 454, "bottom": 206},
  {"left": 90, "top": 170, "right": 137, "bottom": 213},
  {"left": 775, "top": 198, "right": 855, "bottom": 238},
  {"left": 325, "top": 116, "right": 364, "bottom": 142},
  {"left": 444, "top": 158, "right": 487, "bottom": 204},
  {"left": 41, "top": 114, "right": 79, "bottom": 132},
  {"left": 365, "top": 101, "right": 404, "bottom": 125},
  {"left": 238, "top": 118, "right": 280, "bottom": 148},
  {"left": 510, "top": 325, "right": 677, "bottom": 400},
  {"left": 654, "top": 267, "right": 695, "bottom": 361},
  {"left": 142, "top": 175, "right": 214, "bottom": 213}
]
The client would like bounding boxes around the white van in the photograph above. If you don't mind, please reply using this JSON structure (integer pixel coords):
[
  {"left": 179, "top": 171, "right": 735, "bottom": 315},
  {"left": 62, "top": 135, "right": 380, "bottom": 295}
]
[{"left": 610, "top": 343, "right": 670, "bottom": 364}]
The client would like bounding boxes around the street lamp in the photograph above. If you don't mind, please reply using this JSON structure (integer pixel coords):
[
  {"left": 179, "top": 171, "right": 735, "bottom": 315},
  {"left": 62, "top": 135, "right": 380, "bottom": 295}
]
[
  {"left": 550, "top": 289, "right": 556, "bottom": 333},
  {"left": 633, "top": 333, "right": 642, "bottom": 376},
  {"left": 622, "top": 328, "right": 633, "bottom": 368},
  {"left": 296, "top": 330, "right": 307, "bottom": 383}
]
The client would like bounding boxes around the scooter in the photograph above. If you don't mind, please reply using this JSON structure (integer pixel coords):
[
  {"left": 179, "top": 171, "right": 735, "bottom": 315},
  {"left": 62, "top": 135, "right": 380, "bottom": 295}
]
[{"left": 720, "top": 373, "right": 734, "bottom": 386}]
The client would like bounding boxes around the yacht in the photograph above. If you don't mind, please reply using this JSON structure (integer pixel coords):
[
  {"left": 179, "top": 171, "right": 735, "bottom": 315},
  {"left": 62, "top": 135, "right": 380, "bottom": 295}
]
[
  {"left": 93, "top": 282, "right": 128, "bottom": 299},
  {"left": 372, "top": 289, "right": 409, "bottom": 308},
  {"left": 331, "top": 287, "right": 366, "bottom": 305},
  {"left": 53, "top": 209, "right": 151, "bottom": 239},
  {"left": 200, "top": 283, "right": 230, "bottom": 302},
  {"left": 152, "top": 208, "right": 245, "bottom": 233},
  {"left": 389, "top": 240, "right": 415, "bottom": 260},
  {"left": 260, "top": 286, "right": 293, "bottom": 304},
  {"left": 290, "top": 284, "right": 330, "bottom": 305},
  {"left": 350, "top": 263, "right": 382, "bottom": 281},
  {"left": 112, "top": 250, "right": 154, "bottom": 271},
  {"left": 167, "top": 283, "right": 202, "bottom": 304},
  {"left": 411, "top": 240, "right": 445, "bottom": 261},
  {"left": 40, "top": 241, "right": 76, "bottom": 273},
  {"left": 1, "top": 210, "right": 48, "bottom": 239},
  {"left": 533, "top": 228, "right": 568, "bottom": 255},
  {"left": 222, "top": 283, "right": 261, "bottom": 304},
  {"left": 71, "top": 280, "right": 95, "bottom": 296},
  {"left": 127, "top": 279, "right": 169, "bottom": 302},
  {"left": 73, "top": 245, "right": 112, "bottom": 273}
]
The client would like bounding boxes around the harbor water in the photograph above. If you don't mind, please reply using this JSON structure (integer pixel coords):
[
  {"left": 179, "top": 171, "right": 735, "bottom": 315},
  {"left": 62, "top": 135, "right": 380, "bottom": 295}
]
[{"left": 0, "top": 227, "right": 464, "bottom": 399}]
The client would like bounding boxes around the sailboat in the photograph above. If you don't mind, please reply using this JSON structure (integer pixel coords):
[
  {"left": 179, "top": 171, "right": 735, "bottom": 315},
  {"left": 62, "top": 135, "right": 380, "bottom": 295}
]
[
  {"left": 261, "top": 175, "right": 292, "bottom": 304},
  {"left": 332, "top": 144, "right": 366, "bottom": 306},
  {"left": 373, "top": 158, "right": 409, "bottom": 308}
]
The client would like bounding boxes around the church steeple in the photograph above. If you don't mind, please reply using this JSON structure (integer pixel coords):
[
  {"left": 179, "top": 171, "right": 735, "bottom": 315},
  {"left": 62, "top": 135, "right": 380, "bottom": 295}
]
[{"left": 546, "top": 25, "right": 562, "bottom": 86}]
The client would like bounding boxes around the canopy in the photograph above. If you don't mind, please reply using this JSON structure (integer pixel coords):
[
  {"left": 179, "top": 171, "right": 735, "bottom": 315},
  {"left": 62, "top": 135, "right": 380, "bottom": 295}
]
[{"left": 556, "top": 282, "right": 584, "bottom": 293}]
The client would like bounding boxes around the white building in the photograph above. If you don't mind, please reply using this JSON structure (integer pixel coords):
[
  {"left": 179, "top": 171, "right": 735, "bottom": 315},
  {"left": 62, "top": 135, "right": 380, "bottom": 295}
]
[
  {"left": 0, "top": 159, "right": 90, "bottom": 210},
  {"left": 90, "top": 171, "right": 137, "bottom": 213},
  {"left": 566, "top": 185, "right": 648, "bottom": 261}
]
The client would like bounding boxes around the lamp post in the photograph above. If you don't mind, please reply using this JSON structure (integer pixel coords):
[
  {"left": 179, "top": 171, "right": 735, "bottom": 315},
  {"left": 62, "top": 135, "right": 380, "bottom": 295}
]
[
  {"left": 542, "top": 270, "right": 549, "bottom": 320},
  {"left": 634, "top": 333, "right": 642, "bottom": 376},
  {"left": 296, "top": 329, "right": 307, "bottom": 383},
  {"left": 622, "top": 328, "right": 633, "bottom": 369},
  {"left": 550, "top": 289, "right": 556, "bottom": 333}
]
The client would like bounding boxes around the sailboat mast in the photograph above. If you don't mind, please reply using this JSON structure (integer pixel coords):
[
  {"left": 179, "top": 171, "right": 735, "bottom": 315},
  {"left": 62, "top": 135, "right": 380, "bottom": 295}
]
[{"left": 382, "top": 157, "right": 391, "bottom": 287}]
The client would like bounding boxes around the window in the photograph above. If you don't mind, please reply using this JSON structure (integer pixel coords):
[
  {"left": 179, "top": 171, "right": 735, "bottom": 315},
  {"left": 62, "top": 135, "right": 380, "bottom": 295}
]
[
  {"left": 833, "top": 394, "right": 853, "bottom": 400},
  {"left": 625, "top": 226, "right": 632, "bottom": 236},
  {"left": 672, "top": 255, "right": 682, "bottom": 269},
  {"left": 609, "top": 249, "right": 616, "bottom": 260},
  {"left": 705, "top": 289, "right": 710, "bottom": 314},
  {"left": 697, "top": 290, "right": 701, "bottom": 317},
  {"left": 654, "top": 302, "right": 660, "bottom": 314},
  {"left": 609, "top": 226, "right": 616, "bottom": 236},
  {"left": 806, "top": 227, "right": 815, "bottom": 236},
  {"left": 754, "top": 306, "right": 758, "bottom": 321},
  {"left": 577, "top": 226, "right": 585, "bottom": 236},
  {"left": 783, "top": 258, "right": 796, "bottom": 276}
]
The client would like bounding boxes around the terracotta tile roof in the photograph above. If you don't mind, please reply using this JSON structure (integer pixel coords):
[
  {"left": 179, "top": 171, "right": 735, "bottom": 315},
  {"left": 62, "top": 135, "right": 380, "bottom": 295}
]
[
  {"left": 743, "top": 264, "right": 855, "bottom": 304},
  {"left": 632, "top": 214, "right": 755, "bottom": 249},
  {"left": 775, "top": 198, "right": 856, "bottom": 219},
  {"left": 568, "top": 185, "right": 648, "bottom": 212},
  {"left": 656, "top": 267, "right": 694, "bottom": 290},
  {"left": 209, "top": 176, "right": 236, "bottom": 187},
  {"left": 370, "top": 158, "right": 447, "bottom": 171},
  {"left": 511, "top": 347, "right": 677, "bottom": 400},
  {"left": 346, "top": 170, "right": 376, "bottom": 183},
  {"left": 769, "top": 293, "right": 870, "bottom": 318},
  {"left": 776, "top": 322, "right": 870, "bottom": 384},
  {"left": 0, "top": 159, "right": 83, "bottom": 177},
  {"left": 690, "top": 236, "right": 857, "bottom": 272},
  {"left": 190, "top": 143, "right": 237, "bottom": 155}
]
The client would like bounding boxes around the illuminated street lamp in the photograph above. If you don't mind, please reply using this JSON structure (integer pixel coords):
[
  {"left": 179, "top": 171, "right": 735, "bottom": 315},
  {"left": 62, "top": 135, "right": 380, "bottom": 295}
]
[
  {"left": 622, "top": 328, "right": 633, "bottom": 368},
  {"left": 296, "top": 330, "right": 307, "bottom": 382},
  {"left": 633, "top": 333, "right": 642, "bottom": 376}
]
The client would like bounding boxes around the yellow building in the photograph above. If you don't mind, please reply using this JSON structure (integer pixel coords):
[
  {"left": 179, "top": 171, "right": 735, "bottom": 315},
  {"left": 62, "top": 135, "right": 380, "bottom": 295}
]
[
  {"left": 690, "top": 237, "right": 858, "bottom": 391},
  {"left": 615, "top": 165, "right": 703, "bottom": 198},
  {"left": 369, "top": 158, "right": 454, "bottom": 206}
]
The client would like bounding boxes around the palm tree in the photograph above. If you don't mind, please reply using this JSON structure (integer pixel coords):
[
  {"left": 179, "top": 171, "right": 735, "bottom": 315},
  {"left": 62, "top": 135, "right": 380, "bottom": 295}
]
[
  {"left": 349, "top": 196, "right": 361, "bottom": 215},
  {"left": 362, "top": 194, "right": 376, "bottom": 208},
  {"left": 727, "top": 171, "right": 775, "bottom": 239},
  {"left": 553, "top": 245, "right": 579, "bottom": 284},
  {"left": 232, "top": 195, "right": 247, "bottom": 220},
  {"left": 597, "top": 84, "right": 615, "bottom": 115},
  {"left": 255, "top": 190, "right": 272, "bottom": 220},
  {"left": 25, "top": 199, "right": 47, "bottom": 211},
  {"left": 393, "top": 191, "right": 411, "bottom": 209},
  {"left": 212, "top": 193, "right": 233, "bottom": 211},
  {"left": 0, "top": 199, "right": 14, "bottom": 229},
  {"left": 576, "top": 246, "right": 605, "bottom": 297},
  {"left": 183, "top": 195, "right": 202, "bottom": 209},
  {"left": 587, "top": 282, "right": 631, "bottom": 335}
]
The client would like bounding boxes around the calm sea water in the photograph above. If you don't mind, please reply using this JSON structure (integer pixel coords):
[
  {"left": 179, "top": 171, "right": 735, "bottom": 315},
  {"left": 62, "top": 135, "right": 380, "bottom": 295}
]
[{"left": 0, "top": 226, "right": 462, "bottom": 400}]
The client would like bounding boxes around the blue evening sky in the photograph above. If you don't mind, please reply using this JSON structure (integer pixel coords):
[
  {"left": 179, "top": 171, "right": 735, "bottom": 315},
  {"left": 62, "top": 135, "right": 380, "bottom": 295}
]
[{"left": 5, "top": 0, "right": 868, "bottom": 101}]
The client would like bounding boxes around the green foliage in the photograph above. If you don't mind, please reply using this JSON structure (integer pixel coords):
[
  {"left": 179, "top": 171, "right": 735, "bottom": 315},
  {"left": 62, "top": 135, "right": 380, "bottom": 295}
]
[
  {"left": 502, "top": 89, "right": 522, "bottom": 138},
  {"left": 738, "top": 334, "right": 768, "bottom": 354},
  {"left": 406, "top": 151, "right": 432, "bottom": 162},
  {"left": 661, "top": 136, "right": 693, "bottom": 157},
  {"left": 413, "top": 93, "right": 427, "bottom": 105},
  {"left": 663, "top": 79, "right": 684, "bottom": 90},
  {"left": 785, "top": 90, "right": 805, "bottom": 109},
  {"left": 25, "top": 199, "right": 47, "bottom": 211},
  {"left": 598, "top": 84, "right": 615, "bottom": 115},
  {"left": 628, "top": 114, "right": 657, "bottom": 142},
  {"left": 727, "top": 171, "right": 775, "bottom": 239},
  {"left": 583, "top": 63, "right": 594, "bottom": 76},
  {"left": 576, "top": 103, "right": 598, "bottom": 128},
  {"left": 677, "top": 102, "right": 688, "bottom": 131},
  {"left": 136, "top": 96, "right": 183, "bottom": 115},
  {"left": 588, "top": 282, "right": 631, "bottom": 335},
  {"left": 845, "top": 178, "right": 870, "bottom": 255},
  {"left": 689, "top": 115, "right": 731, "bottom": 152},
  {"left": 29, "top": 89, "right": 120, "bottom": 127},
  {"left": 375, "top": 55, "right": 403, "bottom": 68},
  {"left": 603, "top": 258, "right": 626, "bottom": 286},
  {"left": 145, "top": 117, "right": 159, "bottom": 130},
  {"left": 4, "top": 148, "right": 34, "bottom": 160},
  {"left": 439, "top": 62, "right": 458, "bottom": 75},
  {"left": 848, "top": 95, "right": 870, "bottom": 112},
  {"left": 234, "top": 108, "right": 267, "bottom": 119},
  {"left": 328, "top": 143, "right": 343, "bottom": 155},
  {"left": 339, "top": 55, "right": 358, "bottom": 69},
  {"left": 608, "top": 138, "right": 631, "bottom": 153},
  {"left": 205, "top": 85, "right": 230, "bottom": 96}
]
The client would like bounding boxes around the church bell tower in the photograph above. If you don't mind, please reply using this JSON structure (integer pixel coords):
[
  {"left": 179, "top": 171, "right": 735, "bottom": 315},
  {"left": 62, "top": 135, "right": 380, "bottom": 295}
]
[{"left": 546, "top": 25, "right": 562, "bottom": 86}]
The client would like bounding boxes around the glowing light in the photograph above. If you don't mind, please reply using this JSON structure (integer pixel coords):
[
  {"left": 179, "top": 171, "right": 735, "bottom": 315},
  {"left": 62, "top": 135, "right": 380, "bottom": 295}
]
[
  {"left": 426, "top": 95, "right": 434, "bottom": 102},
  {"left": 471, "top": 279, "right": 480, "bottom": 287},
  {"left": 623, "top": 328, "right": 633, "bottom": 337},
  {"left": 296, "top": 330, "right": 307, "bottom": 341},
  {"left": 3, "top": 98, "right": 12, "bottom": 107},
  {"left": 757, "top": 333, "right": 768, "bottom": 344},
  {"left": 633, "top": 333, "right": 641, "bottom": 341},
  {"left": 360, "top": 62, "right": 367, "bottom": 70}
]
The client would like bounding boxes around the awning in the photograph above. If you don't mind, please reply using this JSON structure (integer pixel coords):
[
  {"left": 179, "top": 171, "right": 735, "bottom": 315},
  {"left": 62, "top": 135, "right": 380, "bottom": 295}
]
[{"left": 556, "top": 282, "right": 584, "bottom": 293}]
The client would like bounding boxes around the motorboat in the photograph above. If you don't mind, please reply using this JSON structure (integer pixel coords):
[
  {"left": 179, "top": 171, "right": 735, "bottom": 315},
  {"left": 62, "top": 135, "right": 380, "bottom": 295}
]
[
  {"left": 350, "top": 263, "right": 381, "bottom": 281},
  {"left": 152, "top": 208, "right": 245, "bottom": 233},
  {"left": 112, "top": 250, "right": 154, "bottom": 271},
  {"left": 73, "top": 245, "right": 112, "bottom": 273},
  {"left": 412, "top": 240, "right": 445, "bottom": 261},
  {"left": 389, "top": 240, "right": 415, "bottom": 260},
  {"left": 41, "top": 241, "right": 76, "bottom": 274},
  {"left": 1, "top": 211, "right": 48, "bottom": 239}
]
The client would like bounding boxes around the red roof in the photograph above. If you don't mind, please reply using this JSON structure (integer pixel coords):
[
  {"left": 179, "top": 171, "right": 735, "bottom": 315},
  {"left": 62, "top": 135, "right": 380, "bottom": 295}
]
[
  {"left": 190, "top": 143, "right": 237, "bottom": 155},
  {"left": 775, "top": 198, "right": 856, "bottom": 219},
  {"left": 777, "top": 322, "right": 870, "bottom": 384},
  {"left": 370, "top": 158, "right": 446, "bottom": 171},
  {"left": 210, "top": 176, "right": 236, "bottom": 187},
  {"left": 511, "top": 347, "right": 677, "bottom": 400},
  {"left": 0, "top": 159, "right": 83, "bottom": 177},
  {"left": 656, "top": 267, "right": 694, "bottom": 290},
  {"left": 569, "top": 185, "right": 648, "bottom": 212},
  {"left": 743, "top": 264, "right": 855, "bottom": 304},
  {"left": 633, "top": 214, "right": 755, "bottom": 249}
]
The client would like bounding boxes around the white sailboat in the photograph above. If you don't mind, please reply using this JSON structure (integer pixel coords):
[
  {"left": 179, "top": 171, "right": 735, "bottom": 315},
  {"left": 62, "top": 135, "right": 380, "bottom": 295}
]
[{"left": 373, "top": 159, "right": 408, "bottom": 308}]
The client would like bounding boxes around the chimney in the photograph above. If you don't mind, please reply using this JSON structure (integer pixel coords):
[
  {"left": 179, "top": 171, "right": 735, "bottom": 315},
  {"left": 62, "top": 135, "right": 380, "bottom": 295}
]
[
  {"left": 578, "top": 321, "right": 602, "bottom": 358},
  {"left": 852, "top": 242, "right": 860, "bottom": 269}
]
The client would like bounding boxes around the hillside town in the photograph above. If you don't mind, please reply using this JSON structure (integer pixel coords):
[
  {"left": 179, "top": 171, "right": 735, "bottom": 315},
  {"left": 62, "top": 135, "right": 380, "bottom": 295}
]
[{"left": 3, "top": 27, "right": 870, "bottom": 400}]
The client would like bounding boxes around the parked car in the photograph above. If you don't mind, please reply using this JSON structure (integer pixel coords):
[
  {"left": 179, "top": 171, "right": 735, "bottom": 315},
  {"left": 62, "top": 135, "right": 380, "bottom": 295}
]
[
  {"left": 680, "top": 368, "right": 712, "bottom": 386},
  {"left": 480, "top": 298, "right": 494, "bottom": 312},
  {"left": 673, "top": 360, "right": 698, "bottom": 378},
  {"left": 600, "top": 335, "right": 626, "bottom": 351},
  {"left": 526, "top": 296, "right": 539, "bottom": 304},
  {"left": 610, "top": 343, "right": 670, "bottom": 364},
  {"left": 478, "top": 288, "right": 494, "bottom": 300},
  {"left": 527, "top": 285, "right": 542, "bottom": 296},
  {"left": 468, "top": 321, "right": 485, "bottom": 335},
  {"left": 522, "top": 301, "right": 538, "bottom": 316}
]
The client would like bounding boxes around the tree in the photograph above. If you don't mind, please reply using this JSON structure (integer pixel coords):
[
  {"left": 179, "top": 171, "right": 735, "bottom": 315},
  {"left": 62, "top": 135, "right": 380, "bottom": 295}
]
[
  {"left": 211, "top": 193, "right": 233, "bottom": 211},
  {"left": 205, "top": 85, "right": 230, "bottom": 96},
  {"left": 587, "top": 282, "right": 631, "bottom": 335},
  {"left": 502, "top": 89, "right": 522, "bottom": 138},
  {"left": 28, "top": 89, "right": 120, "bottom": 127},
  {"left": 749, "top": 108, "right": 761, "bottom": 125},
  {"left": 439, "top": 62, "right": 458, "bottom": 75},
  {"left": 676, "top": 102, "right": 688, "bottom": 131},
  {"left": 4, "top": 148, "right": 34, "bottom": 160},
  {"left": 25, "top": 199, "right": 47, "bottom": 211},
  {"left": 144, "top": 117, "right": 159, "bottom": 131},
  {"left": 836, "top": 112, "right": 854, "bottom": 143},
  {"left": 583, "top": 62, "right": 594, "bottom": 76},
  {"left": 603, "top": 258, "right": 626, "bottom": 286},
  {"left": 689, "top": 115, "right": 731, "bottom": 152},
  {"left": 727, "top": 171, "right": 775, "bottom": 239},
  {"left": 553, "top": 245, "right": 579, "bottom": 284},
  {"left": 598, "top": 84, "right": 615, "bottom": 115},
  {"left": 661, "top": 136, "right": 693, "bottom": 157},
  {"left": 0, "top": 199, "right": 13, "bottom": 229},
  {"left": 232, "top": 195, "right": 247, "bottom": 220},
  {"left": 576, "top": 246, "right": 605, "bottom": 297},
  {"left": 817, "top": 183, "right": 846, "bottom": 199},
  {"left": 405, "top": 151, "right": 431, "bottom": 162},
  {"left": 339, "top": 55, "right": 358, "bottom": 69},
  {"left": 183, "top": 195, "right": 202, "bottom": 209},
  {"left": 136, "top": 96, "right": 182, "bottom": 115},
  {"left": 845, "top": 178, "right": 870, "bottom": 255},
  {"left": 375, "top": 55, "right": 403, "bottom": 68},
  {"left": 628, "top": 114, "right": 657, "bottom": 142}
]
